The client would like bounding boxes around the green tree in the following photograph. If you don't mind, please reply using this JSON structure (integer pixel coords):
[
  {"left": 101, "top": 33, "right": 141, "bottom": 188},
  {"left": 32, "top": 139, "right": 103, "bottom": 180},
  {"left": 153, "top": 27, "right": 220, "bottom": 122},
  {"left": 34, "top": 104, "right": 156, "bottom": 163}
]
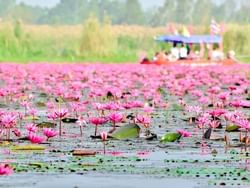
[
  {"left": 121, "top": 0, "right": 145, "bottom": 25},
  {"left": 0, "top": 0, "right": 15, "bottom": 18},
  {"left": 174, "top": 0, "right": 194, "bottom": 24},
  {"left": 150, "top": 0, "right": 176, "bottom": 26},
  {"left": 192, "top": 0, "right": 213, "bottom": 25}
]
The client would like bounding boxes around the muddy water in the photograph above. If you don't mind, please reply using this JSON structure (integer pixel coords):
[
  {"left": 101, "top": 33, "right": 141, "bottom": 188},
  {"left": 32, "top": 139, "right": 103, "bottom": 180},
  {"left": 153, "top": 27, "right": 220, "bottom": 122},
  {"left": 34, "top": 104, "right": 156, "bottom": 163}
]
[{"left": 1, "top": 174, "right": 198, "bottom": 188}]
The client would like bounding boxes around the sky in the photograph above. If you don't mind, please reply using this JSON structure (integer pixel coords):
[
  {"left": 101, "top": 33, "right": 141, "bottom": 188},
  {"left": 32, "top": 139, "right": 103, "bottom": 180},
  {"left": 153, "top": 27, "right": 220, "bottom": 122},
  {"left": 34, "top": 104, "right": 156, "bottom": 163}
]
[{"left": 16, "top": 0, "right": 165, "bottom": 9}]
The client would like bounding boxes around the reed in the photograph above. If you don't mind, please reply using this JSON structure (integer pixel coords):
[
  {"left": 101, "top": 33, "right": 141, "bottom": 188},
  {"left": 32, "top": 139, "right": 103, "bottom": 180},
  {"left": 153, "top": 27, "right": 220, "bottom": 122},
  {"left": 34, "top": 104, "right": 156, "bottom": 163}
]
[{"left": 0, "top": 20, "right": 249, "bottom": 63}]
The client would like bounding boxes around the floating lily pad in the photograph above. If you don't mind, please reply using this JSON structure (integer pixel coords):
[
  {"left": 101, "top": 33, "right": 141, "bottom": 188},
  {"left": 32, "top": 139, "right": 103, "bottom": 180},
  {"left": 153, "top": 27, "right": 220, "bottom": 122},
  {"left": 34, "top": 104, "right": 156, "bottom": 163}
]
[
  {"left": 203, "top": 128, "right": 212, "bottom": 139},
  {"left": 37, "top": 122, "right": 57, "bottom": 128},
  {"left": 160, "top": 133, "right": 181, "bottom": 142},
  {"left": 39, "top": 93, "right": 48, "bottom": 97},
  {"left": 226, "top": 124, "right": 239, "bottom": 132},
  {"left": 0, "top": 103, "right": 8, "bottom": 108},
  {"left": 72, "top": 149, "right": 96, "bottom": 156},
  {"left": 62, "top": 117, "right": 78, "bottom": 123},
  {"left": 11, "top": 144, "right": 45, "bottom": 151},
  {"left": 171, "top": 103, "right": 183, "bottom": 111},
  {"left": 36, "top": 101, "right": 46, "bottom": 107},
  {"left": 111, "top": 123, "right": 140, "bottom": 140},
  {"left": 24, "top": 116, "right": 40, "bottom": 121}
]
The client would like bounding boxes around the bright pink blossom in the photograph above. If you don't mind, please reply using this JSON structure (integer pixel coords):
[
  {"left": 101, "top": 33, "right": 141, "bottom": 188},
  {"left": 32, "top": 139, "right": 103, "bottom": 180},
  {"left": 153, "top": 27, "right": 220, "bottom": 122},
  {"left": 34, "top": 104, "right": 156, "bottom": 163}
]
[{"left": 0, "top": 164, "right": 13, "bottom": 176}]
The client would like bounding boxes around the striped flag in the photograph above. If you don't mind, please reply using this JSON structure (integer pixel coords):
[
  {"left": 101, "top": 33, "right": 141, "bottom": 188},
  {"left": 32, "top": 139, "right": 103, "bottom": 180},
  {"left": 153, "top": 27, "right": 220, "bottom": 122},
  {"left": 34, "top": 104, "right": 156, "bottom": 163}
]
[{"left": 210, "top": 19, "right": 221, "bottom": 35}]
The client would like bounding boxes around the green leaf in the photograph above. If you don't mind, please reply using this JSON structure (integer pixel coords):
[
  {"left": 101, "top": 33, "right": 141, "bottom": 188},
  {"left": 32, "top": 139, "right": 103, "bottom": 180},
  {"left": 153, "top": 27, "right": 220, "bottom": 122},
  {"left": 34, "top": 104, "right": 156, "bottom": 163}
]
[
  {"left": 226, "top": 124, "right": 239, "bottom": 132},
  {"left": 24, "top": 116, "right": 40, "bottom": 121},
  {"left": 111, "top": 123, "right": 140, "bottom": 140},
  {"left": 11, "top": 144, "right": 46, "bottom": 151},
  {"left": 62, "top": 117, "right": 78, "bottom": 123},
  {"left": 171, "top": 103, "right": 183, "bottom": 111},
  {"left": 36, "top": 101, "right": 46, "bottom": 107},
  {"left": 160, "top": 133, "right": 181, "bottom": 142},
  {"left": 37, "top": 122, "right": 56, "bottom": 128}
]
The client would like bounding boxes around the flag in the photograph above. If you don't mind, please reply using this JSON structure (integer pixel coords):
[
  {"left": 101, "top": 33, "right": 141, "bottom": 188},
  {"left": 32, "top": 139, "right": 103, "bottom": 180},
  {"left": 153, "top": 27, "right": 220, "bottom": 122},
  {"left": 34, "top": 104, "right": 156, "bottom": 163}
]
[
  {"left": 167, "top": 23, "right": 179, "bottom": 35},
  {"left": 182, "top": 26, "right": 191, "bottom": 37},
  {"left": 210, "top": 19, "right": 221, "bottom": 35}
]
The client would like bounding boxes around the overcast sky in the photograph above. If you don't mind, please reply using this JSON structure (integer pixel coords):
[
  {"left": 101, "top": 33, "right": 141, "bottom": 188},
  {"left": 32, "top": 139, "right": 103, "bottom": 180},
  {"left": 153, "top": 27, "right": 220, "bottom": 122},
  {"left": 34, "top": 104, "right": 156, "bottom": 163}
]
[{"left": 16, "top": 0, "right": 165, "bottom": 9}]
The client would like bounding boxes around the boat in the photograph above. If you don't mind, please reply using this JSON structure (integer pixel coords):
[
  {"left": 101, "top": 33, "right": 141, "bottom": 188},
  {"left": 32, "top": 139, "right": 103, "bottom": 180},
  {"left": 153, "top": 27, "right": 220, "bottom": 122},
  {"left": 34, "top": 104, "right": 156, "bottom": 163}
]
[{"left": 140, "top": 34, "right": 236, "bottom": 66}]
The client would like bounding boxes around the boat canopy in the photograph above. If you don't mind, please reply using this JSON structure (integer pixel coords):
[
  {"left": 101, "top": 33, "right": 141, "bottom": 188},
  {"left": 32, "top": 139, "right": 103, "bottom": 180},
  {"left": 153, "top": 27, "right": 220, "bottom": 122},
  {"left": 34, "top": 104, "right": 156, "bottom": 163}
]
[{"left": 155, "top": 35, "right": 222, "bottom": 44}]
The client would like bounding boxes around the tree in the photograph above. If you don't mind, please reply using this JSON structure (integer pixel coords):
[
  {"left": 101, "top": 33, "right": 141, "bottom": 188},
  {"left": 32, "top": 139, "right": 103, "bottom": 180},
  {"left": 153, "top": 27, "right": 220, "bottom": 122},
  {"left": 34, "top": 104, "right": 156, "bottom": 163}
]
[
  {"left": 0, "top": 0, "right": 15, "bottom": 18},
  {"left": 175, "top": 0, "right": 194, "bottom": 24},
  {"left": 192, "top": 0, "right": 213, "bottom": 25},
  {"left": 150, "top": 0, "right": 176, "bottom": 26},
  {"left": 121, "top": 0, "right": 145, "bottom": 25}
]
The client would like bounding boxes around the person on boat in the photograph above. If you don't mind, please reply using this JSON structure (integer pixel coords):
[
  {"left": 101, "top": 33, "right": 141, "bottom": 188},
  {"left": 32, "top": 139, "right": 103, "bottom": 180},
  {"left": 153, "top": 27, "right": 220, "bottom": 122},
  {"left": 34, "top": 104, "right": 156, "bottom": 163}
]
[
  {"left": 211, "top": 45, "right": 224, "bottom": 61},
  {"left": 179, "top": 43, "right": 188, "bottom": 59},
  {"left": 140, "top": 57, "right": 151, "bottom": 64},
  {"left": 170, "top": 43, "right": 179, "bottom": 61},
  {"left": 224, "top": 50, "right": 237, "bottom": 65},
  {"left": 155, "top": 52, "right": 168, "bottom": 64},
  {"left": 153, "top": 52, "right": 159, "bottom": 62}
]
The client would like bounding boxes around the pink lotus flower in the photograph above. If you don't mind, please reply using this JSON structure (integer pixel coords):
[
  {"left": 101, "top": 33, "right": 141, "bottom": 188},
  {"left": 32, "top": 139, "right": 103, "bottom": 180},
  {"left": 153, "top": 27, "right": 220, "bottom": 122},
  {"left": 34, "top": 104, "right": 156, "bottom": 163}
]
[
  {"left": 1, "top": 114, "right": 17, "bottom": 129},
  {"left": 77, "top": 116, "right": 87, "bottom": 126},
  {"left": 43, "top": 128, "right": 57, "bottom": 140},
  {"left": 108, "top": 112, "right": 123, "bottom": 132},
  {"left": 53, "top": 108, "right": 68, "bottom": 137},
  {"left": 89, "top": 117, "right": 107, "bottom": 126},
  {"left": 229, "top": 100, "right": 242, "bottom": 108},
  {"left": 28, "top": 107, "right": 37, "bottom": 117},
  {"left": 100, "top": 131, "right": 108, "bottom": 141},
  {"left": 136, "top": 115, "right": 151, "bottom": 128},
  {"left": 108, "top": 112, "right": 123, "bottom": 124},
  {"left": 89, "top": 117, "right": 107, "bottom": 136},
  {"left": 0, "top": 164, "right": 13, "bottom": 176},
  {"left": 25, "top": 123, "right": 37, "bottom": 133},
  {"left": 177, "top": 130, "right": 192, "bottom": 137},
  {"left": 208, "top": 86, "right": 221, "bottom": 94},
  {"left": 100, "top": 131, "right": 108, "bottom": 154},
  {"left": 28, "top": 134, "right": 44, "bottom": 144},
  {"left": 143, "top": 106, "right": 154, "bottom": 114},
  {"left": 93, "top": 103, "right": 105, "bottom": 111},
  {"left": 209, "top": 109, "right": 225, "bottom": 117},
  {"left": 12, "top": 128, "right": 21, "bottom": 137},
  {"left": 209, "top": 120, "right": 221, "bottom": 129},
  {"left": 54, "top": 108, "right": 68, "bottom": 119}
]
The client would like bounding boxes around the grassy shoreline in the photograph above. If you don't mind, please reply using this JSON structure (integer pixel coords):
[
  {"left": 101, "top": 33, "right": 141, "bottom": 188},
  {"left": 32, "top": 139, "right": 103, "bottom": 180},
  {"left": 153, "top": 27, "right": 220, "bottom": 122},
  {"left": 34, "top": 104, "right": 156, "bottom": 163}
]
[{"left": 0, "top": 21, "right": 249, "bottom": 63}]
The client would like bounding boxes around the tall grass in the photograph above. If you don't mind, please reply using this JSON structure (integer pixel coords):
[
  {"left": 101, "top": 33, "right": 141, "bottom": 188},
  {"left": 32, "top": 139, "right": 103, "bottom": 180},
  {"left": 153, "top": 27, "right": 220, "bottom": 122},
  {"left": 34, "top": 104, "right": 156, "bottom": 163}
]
[{"left": 0, "top": 20, "right": 249, "bottom": 63}]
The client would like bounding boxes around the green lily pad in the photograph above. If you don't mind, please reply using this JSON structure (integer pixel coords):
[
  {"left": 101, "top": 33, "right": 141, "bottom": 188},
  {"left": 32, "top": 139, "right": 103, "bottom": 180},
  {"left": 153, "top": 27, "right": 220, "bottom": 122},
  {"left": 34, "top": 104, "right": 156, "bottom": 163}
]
[
  {"left": 0, "top": 103, "right": 8, "bottom": 108},
  {"left": 203, "top": 128, "right": 212, "bottom": 139},
  {"left": 36, "top": 101, "right": 46, "bottom": 107},
  {"left": 160, "top": 132, "right": 181, "bottom": 142},
  {"left": 171, "top": 103, "right": 183, "bottom": 111},
  {"left": 226, "top": 124, "right": 239, "bottom": 132},
  {"left": 62, "top": 117, "right": 78, "bottom": 123},
  {"left": 37, "top": 122, "right": 56, "bottom": 128},
  {"left": 11, "top": 144, "right": 46, "bottom": 151},
  {"left": 111, "top": 123, "right": 140, "bottom": 140},
  {"left": 24, "top": 116, "right": 40, "bottom": 121}
]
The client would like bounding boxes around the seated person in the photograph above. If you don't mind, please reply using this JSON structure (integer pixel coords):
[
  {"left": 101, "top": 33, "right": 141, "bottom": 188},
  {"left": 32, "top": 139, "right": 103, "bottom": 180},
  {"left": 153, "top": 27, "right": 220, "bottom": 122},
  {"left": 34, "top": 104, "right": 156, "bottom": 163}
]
[
  {"left": 179, "top": 44, "right": 188, "bottom": 59},
  {"left": 170, "top": 43, "right": 179, "bottom": 61},
  {"left": 153, "top": 52, "right": 159, "bottom": 62},
  {"left": 211, "top": 46, "right": 224, "bottom": 61},
  {"left": 140, "top": 57, "right": 151, "bottom": 64},
  {"left": 155, "top": 52, "right": 168, "bottom": 64}
]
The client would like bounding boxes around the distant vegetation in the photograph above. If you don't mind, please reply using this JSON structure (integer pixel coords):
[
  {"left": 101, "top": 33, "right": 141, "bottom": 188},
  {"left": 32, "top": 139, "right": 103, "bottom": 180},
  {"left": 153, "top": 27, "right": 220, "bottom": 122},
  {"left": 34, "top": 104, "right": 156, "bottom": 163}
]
[
  {"left": 1, "top": 0, "right": 250, "bottom": 25},
  {"left": 0, "top": 19, "right": 249, "bottom": 63},
  {"left": 0, "top": 0, "right": 250, "bottom": 63}
]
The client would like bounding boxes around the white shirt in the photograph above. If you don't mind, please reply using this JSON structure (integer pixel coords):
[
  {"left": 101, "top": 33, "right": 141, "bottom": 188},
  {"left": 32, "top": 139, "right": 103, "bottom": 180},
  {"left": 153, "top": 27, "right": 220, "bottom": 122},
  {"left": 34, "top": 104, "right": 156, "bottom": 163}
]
[
  {"left": 171, "top": 47, "right": 180, "bottom": 59},
  {"left": 180, "top": 47, "right": 188, "bottom": 58}
]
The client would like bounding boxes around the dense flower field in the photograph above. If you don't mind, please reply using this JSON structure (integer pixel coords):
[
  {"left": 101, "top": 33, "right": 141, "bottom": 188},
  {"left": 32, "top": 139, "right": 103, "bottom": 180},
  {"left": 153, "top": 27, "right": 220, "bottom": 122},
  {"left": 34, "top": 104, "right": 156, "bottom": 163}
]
[{"left": 0, "top": 63, "right": 250, "bottom": 187}]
